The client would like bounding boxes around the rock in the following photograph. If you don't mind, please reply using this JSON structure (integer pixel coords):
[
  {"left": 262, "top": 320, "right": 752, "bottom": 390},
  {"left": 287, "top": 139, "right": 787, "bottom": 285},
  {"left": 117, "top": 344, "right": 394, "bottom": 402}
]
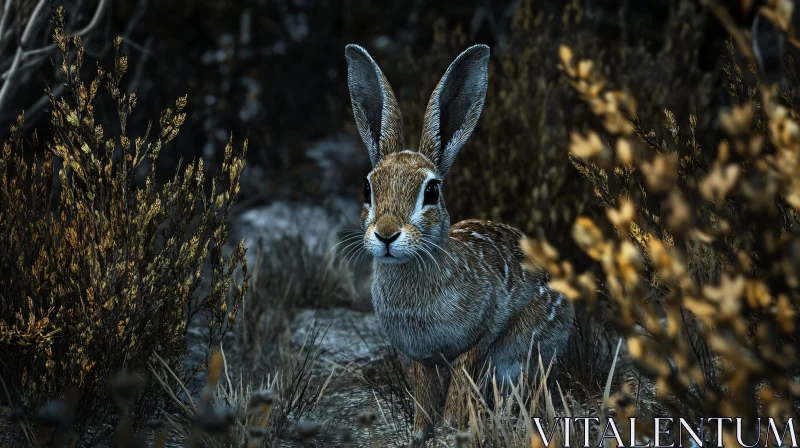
[
  {"left": 305, "top": 133, "right": 369, "bottom": 196},
  {"left": 230, "top": 198, "right": 361, "bottom": 270},
  {"left": 230, "top": 133, "right": 368, "bottom": 269}
]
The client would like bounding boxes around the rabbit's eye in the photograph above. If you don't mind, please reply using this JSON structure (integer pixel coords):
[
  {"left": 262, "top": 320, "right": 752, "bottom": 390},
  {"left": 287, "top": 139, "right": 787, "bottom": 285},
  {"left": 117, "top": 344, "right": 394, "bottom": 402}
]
[
  {"left": 363, "top": 180, "right": 371, "bottom": 205},
  {"left": 423, "top": 180, "right": 440, "bottom": 205}
]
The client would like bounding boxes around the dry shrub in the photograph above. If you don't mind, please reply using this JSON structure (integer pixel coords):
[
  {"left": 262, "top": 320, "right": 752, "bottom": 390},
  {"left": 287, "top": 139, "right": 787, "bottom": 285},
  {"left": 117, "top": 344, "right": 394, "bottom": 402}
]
[
  {"left": 523, "top": 0, "right": 800, "bottom": 442},
  {"left": 0, "top": 6, "right": 247, "bottom": 431}
]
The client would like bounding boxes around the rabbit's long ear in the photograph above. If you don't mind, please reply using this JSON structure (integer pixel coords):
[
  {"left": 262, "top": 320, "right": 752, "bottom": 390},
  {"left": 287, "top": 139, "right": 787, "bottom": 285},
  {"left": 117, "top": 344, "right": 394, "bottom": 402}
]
[
  {"left": 345, "top": 44, "right": 404, "bottom": 167},
  {"left": 419, "top": 44, "right": 489, "bottom": 177}
]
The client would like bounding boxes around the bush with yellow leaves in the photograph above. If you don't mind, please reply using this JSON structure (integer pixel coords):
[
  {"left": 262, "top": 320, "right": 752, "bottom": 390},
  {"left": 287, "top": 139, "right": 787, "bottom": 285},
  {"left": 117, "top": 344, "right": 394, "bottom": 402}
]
[
  {"left": 522, "top": 0, "right": 800, "bottom": 442},
  {"left": 0, "top": 6, "right": 248, "bottom": 429}
]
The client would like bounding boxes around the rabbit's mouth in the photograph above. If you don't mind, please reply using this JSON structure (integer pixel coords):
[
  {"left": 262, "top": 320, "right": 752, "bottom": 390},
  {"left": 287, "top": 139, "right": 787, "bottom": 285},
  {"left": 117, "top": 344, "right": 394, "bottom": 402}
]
[
  {"left": 374, "top": 252, "right": 411, "bottom": 264},
  {"left": 373, "top": 244, "right": 418, "bottom": 264}
]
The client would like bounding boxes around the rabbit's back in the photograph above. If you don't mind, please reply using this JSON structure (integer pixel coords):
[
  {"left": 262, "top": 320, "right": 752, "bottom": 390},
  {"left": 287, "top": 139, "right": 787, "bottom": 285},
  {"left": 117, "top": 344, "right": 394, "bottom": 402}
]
[
  {"left": 449, "top": 220, "right": 569, "bottom": 331},
  {"left": 451, "top": 219, "right": 574, "bottom": 380},
  {"left": 449, "top": 219, "right": 537, "bottom": 301}
]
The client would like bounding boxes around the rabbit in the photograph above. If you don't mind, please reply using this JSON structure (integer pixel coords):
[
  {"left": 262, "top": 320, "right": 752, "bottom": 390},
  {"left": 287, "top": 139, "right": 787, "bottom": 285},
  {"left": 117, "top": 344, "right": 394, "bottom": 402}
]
[{"left": 344, "top": 43, "right": 574, "bottom": 444}]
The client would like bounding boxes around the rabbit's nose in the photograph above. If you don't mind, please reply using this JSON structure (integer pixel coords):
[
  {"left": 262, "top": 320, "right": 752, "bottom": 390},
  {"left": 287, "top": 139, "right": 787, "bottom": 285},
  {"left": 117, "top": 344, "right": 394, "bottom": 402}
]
[{"left": 375, "top": 231, "right": 400, "bottom": 248}]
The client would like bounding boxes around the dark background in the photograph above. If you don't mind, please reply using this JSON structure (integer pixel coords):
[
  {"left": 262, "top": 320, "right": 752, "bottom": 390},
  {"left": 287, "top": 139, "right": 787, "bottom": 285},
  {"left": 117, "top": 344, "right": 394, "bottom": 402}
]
[
  {"left": 0, "top": 0, "right": 733, "bottom": 201},
  {"left": 2, "top": 1, "right": 798, "bottom": 446}
]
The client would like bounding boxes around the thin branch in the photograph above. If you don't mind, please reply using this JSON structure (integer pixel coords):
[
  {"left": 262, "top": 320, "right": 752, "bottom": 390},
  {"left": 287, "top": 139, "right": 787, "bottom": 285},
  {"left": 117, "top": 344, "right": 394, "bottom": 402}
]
[
  {"left": 0, "top": 0, "right": 47, "bottom": 114},
  {"left": 0, "top": 51, "right": 48, "bottom": 80},
  {"left": 127, "top": 36, "right": 152, "bottom": 94},
  {"left": 0, "top": 0, "right": 110, "bottom": 120},
  {"left": 0, "top": 0, "right": 13, "bottom": 53},
  {"left": 22, "top": 0, "right": 109, "bottom": 57},
  {"left": 122, "top": 0, "right": 147, "bottom": 55}
]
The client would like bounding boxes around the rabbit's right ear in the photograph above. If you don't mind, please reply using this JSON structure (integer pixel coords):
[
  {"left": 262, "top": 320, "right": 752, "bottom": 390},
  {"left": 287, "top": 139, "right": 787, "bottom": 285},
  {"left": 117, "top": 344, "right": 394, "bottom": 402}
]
[
  {"left": 345, "top": 44, "right": 404, "bottom": 167},
  {"left": 419, "top": 45, "right": 489, "bottom": 177}
]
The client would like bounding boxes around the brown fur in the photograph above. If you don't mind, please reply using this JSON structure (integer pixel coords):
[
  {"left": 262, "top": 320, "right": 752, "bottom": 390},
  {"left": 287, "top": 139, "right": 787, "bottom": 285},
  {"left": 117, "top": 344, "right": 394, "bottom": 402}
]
[
  {"left": 443, "top": 344, "right": 480, "bottom": 428},
  {"left": 412, "top": 361, "right": 444, "bottom": 440}
]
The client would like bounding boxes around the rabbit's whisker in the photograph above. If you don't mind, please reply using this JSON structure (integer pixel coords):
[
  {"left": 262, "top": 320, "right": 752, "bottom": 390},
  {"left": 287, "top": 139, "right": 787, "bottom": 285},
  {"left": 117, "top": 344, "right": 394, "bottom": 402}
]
[
  {"left": 345, "top": 247, "right": 358, "bottom": 270},
  {"left": 337, "top": 228, "right": 365, "bottom": 236},
  {"left": 330, "top": 233, "right": 364, "bottom": 253},
  {"left": 421, "top": 237, "right": 457, "bottom": 266},
  {"left": 343, "top": 241, "right": 366, "bottom": 269},
  {"left": 417, "top": 243, "right": 441, "bottom": 273},
  {"left": 338, "top": 240, "right": 363, "bottom": 268},
  {"left": 350, "top": 246, "right": 369, "bottom": 270},
  {"left": 335, "top": 237, "right": 363, "bottom": 257},
  {"left": 411, "top": 250, "right": 425, "bottom": 272},
  {"left": 355, "top": 245, "right": 370, "bottom": 267}
]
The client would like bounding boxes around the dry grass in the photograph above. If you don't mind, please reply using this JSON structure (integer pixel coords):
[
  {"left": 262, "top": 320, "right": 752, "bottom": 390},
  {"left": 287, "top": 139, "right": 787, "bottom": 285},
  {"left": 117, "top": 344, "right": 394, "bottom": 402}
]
[
  {"left": 150, "top": 327, "right": 338, "bottom": 448},
  {"left": 352, "top": 343, "right": 624, "bottom": 448},
  {"left": 237, "top": 229, "right": 365, "bottom": 376},
  {"left": 143, "top": 227, "right": 368, "bottom": 447}
]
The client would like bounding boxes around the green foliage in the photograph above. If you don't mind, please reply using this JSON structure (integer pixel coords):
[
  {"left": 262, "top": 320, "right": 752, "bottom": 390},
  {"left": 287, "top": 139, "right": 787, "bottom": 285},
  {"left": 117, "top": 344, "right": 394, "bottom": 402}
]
[{"left": 0, "top": 6, "right": 248, "bottom": 427}]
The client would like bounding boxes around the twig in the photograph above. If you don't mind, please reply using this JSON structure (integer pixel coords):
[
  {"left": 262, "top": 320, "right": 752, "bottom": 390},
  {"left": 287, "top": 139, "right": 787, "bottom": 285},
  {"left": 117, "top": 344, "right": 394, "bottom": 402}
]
[
  {"left": 20, "top": 83, "right": 63, "bottom": 127},
  {"left": 700, "top": 0, "right": 755, "bottom": 60},
  {"left": 0, "top": 52, "right": 48, "bottom": 80},
  {"left": 22, "top": 0, "right": 109, "bottom": 58},
  {"left": 0, "top": 0, "right": 12, "bottom": 54},
  {"left": 122, "top": 0, "right": 147, "bottom": 55},
  {"left": 0, "top": 0, "right": 109, "bottom": 114},
  {"left": 127, "top": 36, "right": 152, "bottom": 94},
  {"left": 0, "top": 0, "right": 47, "bottom": 114}
]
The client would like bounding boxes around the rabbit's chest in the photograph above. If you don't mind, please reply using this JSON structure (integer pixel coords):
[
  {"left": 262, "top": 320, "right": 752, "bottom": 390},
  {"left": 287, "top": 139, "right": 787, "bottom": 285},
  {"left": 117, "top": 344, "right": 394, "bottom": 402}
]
[{"left": 371, "top": 284, "right": 489, "bottom": 363}]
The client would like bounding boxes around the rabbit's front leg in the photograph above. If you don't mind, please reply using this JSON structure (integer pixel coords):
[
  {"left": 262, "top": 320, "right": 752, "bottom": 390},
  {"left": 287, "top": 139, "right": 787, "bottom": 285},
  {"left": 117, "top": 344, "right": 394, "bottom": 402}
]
[
  {"left": 410, "top": 361, "right": 448, "bottom": 446},
  {"left": 443, "top": 345, "right": 479, "bottom": 428}
]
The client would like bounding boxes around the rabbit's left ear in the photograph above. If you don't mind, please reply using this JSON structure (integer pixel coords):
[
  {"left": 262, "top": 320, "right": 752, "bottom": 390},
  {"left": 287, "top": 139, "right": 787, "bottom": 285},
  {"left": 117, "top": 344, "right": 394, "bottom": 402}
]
[
  {"left": 345, "top": 44, "right": 404, "bottom": 167},
  {"left": 419, "top": 44, "right": 489, "bottom": 177}
]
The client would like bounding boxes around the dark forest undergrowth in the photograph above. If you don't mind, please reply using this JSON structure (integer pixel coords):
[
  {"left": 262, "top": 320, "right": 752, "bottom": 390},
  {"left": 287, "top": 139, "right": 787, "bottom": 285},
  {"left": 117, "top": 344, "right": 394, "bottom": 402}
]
[{"left": 1, "top": 0, "right": 800, "bottom": 446}]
